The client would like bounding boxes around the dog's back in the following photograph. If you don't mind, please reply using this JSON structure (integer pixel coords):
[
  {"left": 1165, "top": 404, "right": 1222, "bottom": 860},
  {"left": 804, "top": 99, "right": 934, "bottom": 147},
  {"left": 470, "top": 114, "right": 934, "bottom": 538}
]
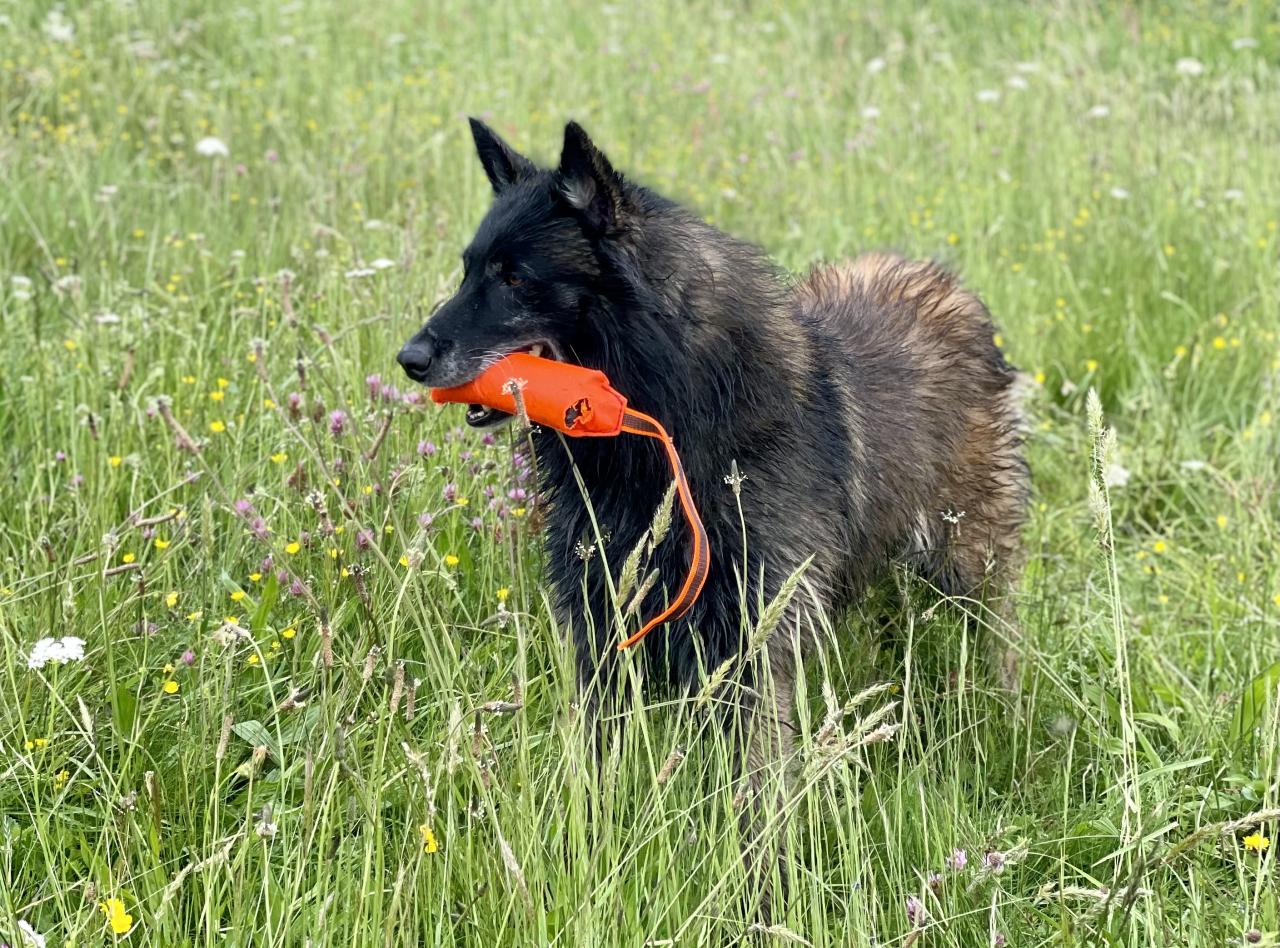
[{"left": 795, "top": 254, "right": 1028, "bottom": 679}]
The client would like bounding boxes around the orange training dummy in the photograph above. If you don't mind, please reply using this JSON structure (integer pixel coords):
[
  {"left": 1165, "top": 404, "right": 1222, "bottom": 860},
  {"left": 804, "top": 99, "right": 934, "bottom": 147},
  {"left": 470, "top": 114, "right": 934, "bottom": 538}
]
[{"left": 431, "top": 352, "right": 708, "bottom": 648}]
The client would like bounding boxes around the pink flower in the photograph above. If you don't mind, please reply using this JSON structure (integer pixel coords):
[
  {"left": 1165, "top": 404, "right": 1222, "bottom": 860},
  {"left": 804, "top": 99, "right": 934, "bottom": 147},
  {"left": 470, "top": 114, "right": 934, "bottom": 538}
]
[
  {"left": 328, "top": 410, "right": 348, "bottom": 436},
  {"left": 905, "top": 895, "right": 926, "bottom": 928}
]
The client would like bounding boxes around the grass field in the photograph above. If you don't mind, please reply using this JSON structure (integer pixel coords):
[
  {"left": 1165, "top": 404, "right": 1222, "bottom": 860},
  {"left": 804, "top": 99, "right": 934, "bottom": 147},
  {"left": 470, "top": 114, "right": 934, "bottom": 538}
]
[{"left": 2, "top": 1, "right": 1279, "bottom": 944}]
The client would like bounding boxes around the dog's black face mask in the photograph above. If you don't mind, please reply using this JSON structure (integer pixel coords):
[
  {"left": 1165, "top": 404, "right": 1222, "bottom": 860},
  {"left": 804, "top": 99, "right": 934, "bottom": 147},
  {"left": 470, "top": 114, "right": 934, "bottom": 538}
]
[{"left": 397, "top": 119, "right": 626, "bottom": 426}]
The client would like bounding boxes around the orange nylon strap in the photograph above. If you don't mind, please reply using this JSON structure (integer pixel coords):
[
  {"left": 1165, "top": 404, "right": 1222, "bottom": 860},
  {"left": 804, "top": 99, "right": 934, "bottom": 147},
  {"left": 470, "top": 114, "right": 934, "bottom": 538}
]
[{"left": 615, "top": 408, "right": 710, "bottom": 649}]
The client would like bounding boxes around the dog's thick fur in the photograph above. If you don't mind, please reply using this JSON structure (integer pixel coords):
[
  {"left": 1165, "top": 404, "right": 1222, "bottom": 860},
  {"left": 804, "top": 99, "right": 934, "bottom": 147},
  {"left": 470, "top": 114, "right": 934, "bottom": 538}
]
[{"left": 399, "top": 120, "right": 1028, "bottom": 793}]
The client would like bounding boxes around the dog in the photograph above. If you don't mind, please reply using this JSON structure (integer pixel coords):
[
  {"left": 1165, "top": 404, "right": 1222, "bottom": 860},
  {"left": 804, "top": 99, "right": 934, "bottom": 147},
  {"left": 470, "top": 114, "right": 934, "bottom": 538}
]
[{"left": 398, "top": 119, "right": 1028, "bottom": 800}]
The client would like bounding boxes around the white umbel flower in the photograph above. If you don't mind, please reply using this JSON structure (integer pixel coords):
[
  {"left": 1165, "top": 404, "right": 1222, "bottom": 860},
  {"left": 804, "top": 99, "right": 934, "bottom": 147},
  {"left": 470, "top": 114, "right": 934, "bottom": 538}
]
[
  {"left": 27, "top": 636, "right": 86, "bottom": 670},
  {"left": 195, "top": 136, "right": 230, "bottom": 158}
]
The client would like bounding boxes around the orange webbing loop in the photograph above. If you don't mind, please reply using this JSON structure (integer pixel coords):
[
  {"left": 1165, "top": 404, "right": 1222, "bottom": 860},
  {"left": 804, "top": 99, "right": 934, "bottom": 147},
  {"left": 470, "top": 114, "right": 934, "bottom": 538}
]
[{"left": 615, "top": 409, "right": 710, "bottom": 649}]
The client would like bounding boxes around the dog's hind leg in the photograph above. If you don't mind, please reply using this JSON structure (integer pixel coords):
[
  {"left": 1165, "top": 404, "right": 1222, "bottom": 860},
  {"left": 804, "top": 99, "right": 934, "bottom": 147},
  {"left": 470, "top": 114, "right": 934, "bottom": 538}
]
[
  {"left": 729, "top": 630, "right": 802, "bottom": 918},
  {"left": 931, "top": 414, "right": 1029, "bottom": 691}
]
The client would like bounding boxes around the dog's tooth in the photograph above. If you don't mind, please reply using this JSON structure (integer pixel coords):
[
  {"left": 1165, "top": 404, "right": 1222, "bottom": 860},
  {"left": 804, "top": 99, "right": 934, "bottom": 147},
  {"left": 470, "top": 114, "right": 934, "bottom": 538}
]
[{"left": 530, "top": 343, "right": 543, "bottom": 358}]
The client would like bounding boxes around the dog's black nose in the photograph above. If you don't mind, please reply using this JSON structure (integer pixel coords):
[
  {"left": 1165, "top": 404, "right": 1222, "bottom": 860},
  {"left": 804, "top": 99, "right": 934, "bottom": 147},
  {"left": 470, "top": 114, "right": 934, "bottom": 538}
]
[{"left": 397, "top": 339, "right": 436, "bottom": 383}]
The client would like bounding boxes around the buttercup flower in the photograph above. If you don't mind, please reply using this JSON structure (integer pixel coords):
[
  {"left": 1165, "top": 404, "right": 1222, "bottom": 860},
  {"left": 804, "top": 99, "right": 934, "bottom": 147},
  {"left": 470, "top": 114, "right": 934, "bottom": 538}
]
[{"left": 100, "top": 897, "right": 133, "bottom": 935}]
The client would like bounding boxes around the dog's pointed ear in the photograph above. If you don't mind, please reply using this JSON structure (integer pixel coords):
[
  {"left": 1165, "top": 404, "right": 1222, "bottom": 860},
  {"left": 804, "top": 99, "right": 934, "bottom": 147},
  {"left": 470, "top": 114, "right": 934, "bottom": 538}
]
[
  {"left": 557, "top": 121, "right": 624, "bottom": 234},
  {"left": 469, "top": 118, "right": 535, "bottom": 194}
]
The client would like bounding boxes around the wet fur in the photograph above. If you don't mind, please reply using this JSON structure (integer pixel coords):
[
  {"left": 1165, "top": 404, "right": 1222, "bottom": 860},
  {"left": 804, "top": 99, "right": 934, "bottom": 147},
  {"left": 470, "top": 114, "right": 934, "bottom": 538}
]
[{"left": 400, "top": 121, "right": 1029, "bottom": 791}]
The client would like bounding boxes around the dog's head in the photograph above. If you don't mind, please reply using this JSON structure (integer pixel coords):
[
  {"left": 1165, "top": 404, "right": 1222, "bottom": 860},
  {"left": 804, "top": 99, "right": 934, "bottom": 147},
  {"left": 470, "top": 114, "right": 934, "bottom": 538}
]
[{"left": 397, "top": 120, "right": 628, "bottom": 426}]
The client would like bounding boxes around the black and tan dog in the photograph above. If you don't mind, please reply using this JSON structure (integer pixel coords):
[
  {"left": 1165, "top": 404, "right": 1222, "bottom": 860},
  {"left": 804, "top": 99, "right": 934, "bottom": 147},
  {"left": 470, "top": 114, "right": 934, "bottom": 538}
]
[{"left": 399, "top": 119, "right": 1028, "bottom": 793}]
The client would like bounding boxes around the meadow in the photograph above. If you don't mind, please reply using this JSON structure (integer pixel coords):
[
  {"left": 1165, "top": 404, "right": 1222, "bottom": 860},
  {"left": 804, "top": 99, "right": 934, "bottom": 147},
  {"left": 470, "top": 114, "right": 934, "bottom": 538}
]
[{"left": 2, "top": 1, "right": 1278, "bottom": 944}]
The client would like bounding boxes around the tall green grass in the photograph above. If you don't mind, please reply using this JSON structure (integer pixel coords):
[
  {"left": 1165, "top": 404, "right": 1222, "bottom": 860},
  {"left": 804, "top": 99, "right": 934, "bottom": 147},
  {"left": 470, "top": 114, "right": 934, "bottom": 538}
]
[{"left": 1, "top": 1, "right": 1278, "bottom": 944}]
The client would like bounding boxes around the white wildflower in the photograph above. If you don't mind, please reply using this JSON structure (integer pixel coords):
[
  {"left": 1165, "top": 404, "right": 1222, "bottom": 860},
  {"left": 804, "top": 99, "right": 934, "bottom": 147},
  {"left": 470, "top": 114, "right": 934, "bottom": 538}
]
[
  {"left": 1006, "top": 75, "right": 1029, "bottom": 91},
  {"left": 17, "top": 919, "right": 47, "bottom": 948},
  {"left": 370, "top": 257, "right": 396, "bottom": 270},
  {"left": 1104, "top": 463, "right": 1130, "bottom": 488},
  {"left": 42, "top": 9, "right": 74, "bottom": 43},
  {"left": 95, "top": 312, "right": 122, "bottom": 325},
  {"left": 1223, "top": 188, "right": 1244, "bottom": 201},
  {"left": 861, "top": 105, "right": 881, "bottom": 120},
  {"left": 976, "top": 89, "right": 1001, "bottom": 103},
  {"left": 28, "top": 636, "right": 87, "bottom": 670},
  {"left": 1180, "top": 459, "right": 1208, "bottom": 472},
  {"left": 1086, "top": 104, "right": 1110, "bottom": 119},
  {"left": 1231, "top": 37, "right": 1258, "bottom": 50},
  {"left": 344, "top": 267, "right": 375, "bottom": 279},
  {"left": 11, "top": 275, "right": 33, "bottom": 300},
  {"left": 195, "top": 136, "right": 230, "bottom": 158},
  {"left": 1110, "top": 187, "right": 1130, "bottom": 200},
  {"left": 865, "top": 57, "right": 886, "bottom": 74},
  {"left": 52, "top": 274, "right": 82, "bottom": 297},
  {"left": 1175, "top": 57, "right": 1204, "bottom": 77}
]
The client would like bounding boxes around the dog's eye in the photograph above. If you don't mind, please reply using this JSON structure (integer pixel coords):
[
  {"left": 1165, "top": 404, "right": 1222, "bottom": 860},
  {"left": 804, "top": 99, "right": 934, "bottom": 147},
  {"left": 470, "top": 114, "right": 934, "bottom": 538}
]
[{"left": 502, "top": 272, "right": 523, "bottom": 287}]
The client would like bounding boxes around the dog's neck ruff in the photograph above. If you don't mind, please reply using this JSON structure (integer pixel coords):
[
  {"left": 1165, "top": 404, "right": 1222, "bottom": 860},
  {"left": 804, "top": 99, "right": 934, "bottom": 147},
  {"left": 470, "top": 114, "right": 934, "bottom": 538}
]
[{"left": 430, "top": 352, "right": 709, "bottom": 648}]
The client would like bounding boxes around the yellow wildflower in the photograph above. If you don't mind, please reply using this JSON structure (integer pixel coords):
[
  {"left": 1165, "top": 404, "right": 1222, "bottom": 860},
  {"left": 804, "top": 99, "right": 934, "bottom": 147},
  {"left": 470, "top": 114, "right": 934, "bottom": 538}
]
[
  {"left": 1243, "top": 832, "right": 1270, "bottom": 854},
  {"left": 163, "top": 680, "right": 179, "bottom": 695},
  {"left": 444, "top": 554, "right": 460, "bottom": 568},
  {"left": 419, "top": 824, "right": 439, "bottom": 853},
  {"left": 101, "top": 898, "right": 133, "bottom": 935}
]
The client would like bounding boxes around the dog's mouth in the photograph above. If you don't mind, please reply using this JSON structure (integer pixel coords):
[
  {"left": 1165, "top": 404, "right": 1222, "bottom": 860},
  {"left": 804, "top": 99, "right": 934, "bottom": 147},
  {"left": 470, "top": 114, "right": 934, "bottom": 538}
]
[{"left": 464, "top": 340, "right": 562, "bottom": 428}]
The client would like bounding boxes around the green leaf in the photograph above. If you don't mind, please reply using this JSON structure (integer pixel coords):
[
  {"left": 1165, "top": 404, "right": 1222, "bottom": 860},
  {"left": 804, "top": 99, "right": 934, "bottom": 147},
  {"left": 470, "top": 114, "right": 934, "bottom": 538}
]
[
  {"left": 232, "top": 719, "right": 281, "bottom": 761},
  {"left": 112, "top": 682, "right": 137, "bottom": 740},
  {"left": 1230, "top": 660, "right": 1280, "bottom": 744},
  {"left": 251, "top": 573, "right": 280, "bottom": 636}
]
